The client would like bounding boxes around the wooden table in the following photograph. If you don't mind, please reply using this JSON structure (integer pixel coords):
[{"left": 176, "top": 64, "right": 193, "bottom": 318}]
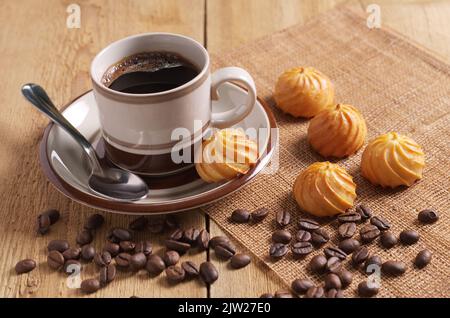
[{"left": 1, "top": 0, "right": 449, "bottom": 298}]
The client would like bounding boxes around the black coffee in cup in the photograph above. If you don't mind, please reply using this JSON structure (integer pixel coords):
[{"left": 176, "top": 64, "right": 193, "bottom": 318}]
[{"left": 101, "top": 52, "right": 199, "bottom": 94}]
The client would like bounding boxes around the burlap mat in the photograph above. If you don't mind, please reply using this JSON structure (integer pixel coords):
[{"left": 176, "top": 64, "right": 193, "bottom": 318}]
[{"left": 203, "top": 6, "right": 450, "bottom": 297}]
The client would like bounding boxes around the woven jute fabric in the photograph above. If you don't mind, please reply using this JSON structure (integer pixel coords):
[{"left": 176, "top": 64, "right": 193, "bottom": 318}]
[{"left": 204, "top": 7, "right": 450, "bottom": 297}]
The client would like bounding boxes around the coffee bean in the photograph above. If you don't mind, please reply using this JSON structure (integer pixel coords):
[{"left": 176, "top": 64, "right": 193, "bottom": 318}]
[
  {"left": 182, "top": 227, "right": 200, "bottom": 244},
  {"left": 116, "top": 253, "right": 131, "bottom": 269},
  {"left": 360, "top": 224, "right": 381, "bottom": 243},
  {"left": 399, "top": 230, "right": 420, "bottom": 245},
  {"left": 76, "top": 229, "right": 93, "bottom": 246},
  {"left": 165, "top": 215, "right": 179, "bottom": 229},
  {"left": 42, "top": 209, "right": 60, "bottom": 224},
  {"left": 338, "top": 222, "right": 356, "bottom": 239},
  {"left": 260, "top": 293, "right": 274, "bottom": 298},
  {"left": 62, "top": 247, "right": 81, "bottom": 260},
  {"left": 199, "top": 262, "right": 218, "bottom": 284},
  {"left": 274, "top": 290, "right": 294, "bottom": 298},
  {"left": 99, "top": 264, "right": 116, "bottom": 286},
  {"left": 337, "top": 269, "right": 353, "bottom": 288},
  {"left": 146, "top": 255, "right": 166, "bottom": 275},
  {"left": 295, "top": 230, "right": 312, "bottom": 242},
  {"left": 364, "top": 255, "right": 382, "bottom": 273},
  {"left": 37, "top": 213, "right": 51, "bottom": 235},
  {"left": 147, "top": 216, "right": 166, "bottom": 234},
  {"left": 209, "top": 236, "right": 230, "bottom": 249},
  {"left": 356, "top": 204, "right": 372, "bottom": 221},
  {"left": 130, "top": 252, "right": 147, "bottom": 271},
  {"left": 338, "top": 211, "right": 361, "bottom": 223},
  {"left": 181, "top": 261, "right": 199, "bottom": 277},
  {"left": 382, "top": 260, "right": 406, "bottom": 276},
  {"left": 291, "top": 278, "right": 314, "bottom": 295},
  {"left": 134, "top": 240, "right": 152, "bottom": 256},
  {"left": 352, "top": 246, "right": 369, "bottom": 265},
  {"left": 338, "top": 238, "right": 361, "bottom": 254},
  {"left": 358, "top": 281, "right": 379, "bottom": 297},
  {"left": 63, "top": 260, "right": 81, "bottom": 275},
  {"left": 269, "top": 243, "right": 288, "bottom": 259},
  {"left": 291, "top": 241, "right": 314, "bottom": 257},
  {"left": 129, "top": 216, "right": 148, "bottom": 231},
  {"left": 305, "top": 286, "right": 324, "bottom": 298},
  {"left": 15, "top": 259, "right": 36, "bottom": 274},
  {"left": 298, "top": 218, "right": 320, "bottom": 231},
  {"left": 311, "top": 228, "right": 329, "bottom": 245},
  {"left": 231, "top": 209, "right": 250, "bottom": 223},
  {"left": 215, "top": 241, "right": 236, "bottom": 259},
  {"left": 84, "top": 213, "right": 104, "bottom": 231},
  {"left": 47, "top": 250, "right": 64, "bottom": 270},
  {"left": 81, "top": 245, "right": 95, "bottom": 261},
  {"left": 418, "top": 209, "right": 439, "bottom": 224},
  {"left": 103, "top": 241, "right": 120, "bottom": 257},
  {"left": 309, "top": 255, "right": 327, "bottom": 274},
  {"left": 276, "top": 210, "right": 291, "bottom": 227},
  {"left": 271, "top": 230, "right": 292, "bottom": 244},
  {"left": 380, "top": 231, "right": 398, "bottom": 249},
  {"left": 230, "top": 254, "right": 251, "bottom": 269},
  {"left": 80, "top": 278, "right": 100, "bottom": 294},
  {"left": 94, "top": 251, "right": 112, "bottom": 267},
  {"left": 197, "top": 229, "right": 210, "bottom": 251},
  {"left": 47, "top": 240, "right": 69, "bottom": 253},
  {"left": 326, "top": 257, "right": 342, "bottom": 273},
  {"left": 251, "top": 207, "right": 269, "bottom": 222},
  {"left": 165, "top": 240, "right": 191, "bottom": 254},
  {"left": 324, "top": 273, "right": 342, "bottom": 290},
  {"left": 415, "top": 249, "right": 432, "bottom": 269},
  {"left": 370, "top": 216, "right": 391, "bottom": 231},
  {"left": 111, "top": 228, "right": 132, "bottom": 242},
  {"left": 163, "top": 250, "right": 180, "bottom": 266},
  {"left": 168, "top": 228, "right": 184, "bottom": 241},
  {"left": 326, "top": 289, "right": 344, "bottom": 298},
  {"left": 324, "top": 246, "right": 347, "bottom": 260},
  {"left": 119, "top": 241, "right": 136, "bottom": 253}
]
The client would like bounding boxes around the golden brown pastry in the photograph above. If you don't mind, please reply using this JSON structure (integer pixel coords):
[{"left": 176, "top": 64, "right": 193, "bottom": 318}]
[
  {"left": 274, "top": 67, "right": 334, "bottom": 118},
  {"left": 361, "top": 132, "right": 425, "bottom": 188},
  {"left": 307, "top": 104, "right": 367, "bottom": 158},
  {"left": 195, "top": 128, "right": 259, "bottom": 183},
  {"left": 293, "top": 162, "right": 356, "bottom": 217}
]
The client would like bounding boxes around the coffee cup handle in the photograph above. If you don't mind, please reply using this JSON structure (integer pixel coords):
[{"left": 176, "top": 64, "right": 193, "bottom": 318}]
[{"left": 210, "top": 67, "right": 256, "bottom": 129}]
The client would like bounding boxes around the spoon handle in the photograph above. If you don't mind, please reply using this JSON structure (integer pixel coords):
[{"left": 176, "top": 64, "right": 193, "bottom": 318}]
[{"left": 22, "top": 83, "right": 102, "bottom": 175}]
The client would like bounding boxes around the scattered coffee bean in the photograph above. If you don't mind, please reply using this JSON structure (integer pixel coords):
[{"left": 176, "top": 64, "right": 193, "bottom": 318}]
[
  {"left": 94, "top": 251, "right": 112, "bottom": 267},
  {"left": 197, "top": 229, "right": 210, "bottom": 251},
  {"left": 130, "top": 252, "right": 147, "bottom": 271},
  {"left": 47, "top": 240, "right": 69, "bottom": 253},
  {"left": 146, "top": 255, "right": 166, "bottom": 275},
  {"left": 181, "top": 261, "right": 199, "bottom": 277},
  {"left": 165, "top": 215, "right": 179, "bottom": 229},
  {"left": 62, "top": 247, "right": 81, "bottom": 260},
  {"left": 99, "top": 264, "right": 116, "bottom": 286},
  {"left": 364, "top": 255, "right": 382, "bottom": 273},
  {"left": 418, "top": 209, "right": 439, "bottom": 224},
  {"left": 358, "top": 281, "right": 379, "bottom": 297},
  {"left": 338, "top": 238, "right": 361, "bottom": 254},
  {"left": 415, "top": 249, "right": 432, "bottom": 269},
  {"left": 338, "top": 211, "right": 361, "bottom": 223},
  {"left": 269, "top": 243, "right": 288, "bottom": 259},
  {"left": 324, "top": 273, "right": 342, "bottom": 290},
  {"left": 298, "top": 218, "right": 320, "bottom": 231},
  {"left": 231, "top": 209, "right": 250, "bottom": 223},
  {"left": 370, "top": 216, "right": 391, "bottom": 231},
  {"left": 63, "top": 260, "right": 81, "bottom": 275},
  {"left": 305, "top": 286, "right": 324, "bottom": 298},
  {"left": 380, "top": 231, "right": 398, "bottom": 249},
  {"left": 43, "top": 209, "right": 60, "bottom": 224},
  {"left": 209, "top": 236, "right": 230, "bottom": 249},
  {"left": 37, "top": 213, "right": 51, "bottom": 235},
  {"left": 47, "top": 250, "right": 65, "bottom": 270},
  {"left": 356, "top": 204, "right": 372, "bottom": 221},
  {"left": 15, "top": 259, "right": 36, "bottom": 274},
  {"left": 80, "top": 278, "right": 100, "bottom": 294},
  {"left": 81, "top": 245, "right": 95, "bottom": 261},
  {"left": 84, "top": 213, "right": 104, "bottom": 231},
  {"left": 119, "top": 240, "right": 136, "bottom": 253},
  {"left": 352, "top": 246, "right": 369, "bottom": 266},
  {"left": 309, "top": 255, "right": 327, "bottom": 274},
  {"left": 360, "top": 224, "right": 381, "bottom": 243},
  {"left": 116, "top": 253, "right": 132, "bottom": 269},
  {"left": 260, "top": 293, "right": 274, "bottom": 298},
  {"left": 128, "top": 216, "right": 148, "bottom": 231},
  {"left": 295, "top": 230, "right": 312, "bottom": 242},
  {"left": 165, "top": 240, "right": 191, "bottom": 254},
  {"left": 311, "top": 228, "right": 329, "bottom": 245},
  {"left": 163, "top": 250, "right": 180, "bottom": 266},
  {"left": 337, "top": 269, "right": 353, "bottom": 288},
  {"left": 292, "top": 241, "right": 314, "bottom": 257},
  {"left": 291, "top": 278, "right": 314, "bottom": 295},
  {"left": 326, "top": 257, "right": 342, "bottom": 273},
  {"left": 168, "top": 228, "right": 184, "bottom": 241},
  {"left": 326, "top": 289, "right": 344, "bottom": 298},
  {"left": 199, "top": 262, "right": 218, "bottom": 284},
  {"left": 271, "top": 230, "right": 292, "bottom": 244},
  {"left": 382, "top": 260, "right": 406, "bottom": 276},
  {"left": 338, "top": 222, "right": 357, "bottom": 239},
  {"left": 276, "top": 210, "right": 291, "bottom": 227},
  {"left": 251, "top": 207, "right": 269, "bottom": 222},
  {"left": 147, "top": 216, "right": 166, "bottom": 234},
  {"left": 324, "top": 246, "right": 347, "bottom": 260},
  {"left": 111, "top": 228, "right": 132, "bottom": 242},
  {"left": 76, "top": 229, "right": 93, "bottom": 246},
  {"left": 215, "top": 241, "right": 236, "bottom": 259},
  {"left": 274, "top": 290, "right": 294, "bottom": 298},
  {"left": 399, "top": 230, "right": 420, "bottom": 245},
  {"left": 103, "top": 241, "right": 120, "bottom": 257},
  {"left": 182, "top": 227, "right": 200, "bottom": 244},
  {"left": 134, "top": 240, "right": 152, "bottom": 256},
  {"left": 230, "top": 254, "right": 251, "bottom": 269}
]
